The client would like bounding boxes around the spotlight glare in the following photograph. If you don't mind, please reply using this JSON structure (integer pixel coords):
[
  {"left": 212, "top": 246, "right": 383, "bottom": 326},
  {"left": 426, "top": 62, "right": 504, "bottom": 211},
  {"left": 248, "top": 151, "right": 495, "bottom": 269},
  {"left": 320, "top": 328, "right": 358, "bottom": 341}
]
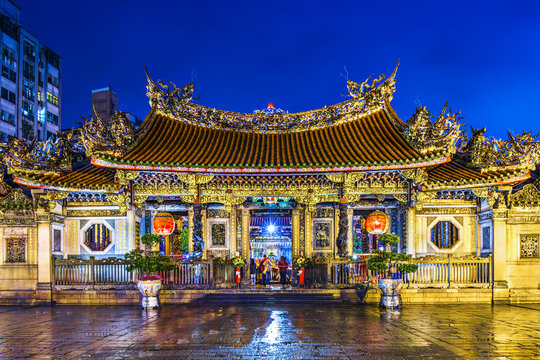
[{"left": 267, "top": 224, "right": 276, "bottom": 233}]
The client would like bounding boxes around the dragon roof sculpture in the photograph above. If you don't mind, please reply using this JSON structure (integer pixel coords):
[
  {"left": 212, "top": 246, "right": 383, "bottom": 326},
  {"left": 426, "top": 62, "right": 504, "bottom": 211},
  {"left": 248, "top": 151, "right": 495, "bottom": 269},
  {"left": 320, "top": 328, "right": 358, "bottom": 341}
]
[
  {"left": 145, "top": 64, "right": 399, "bottom": 133},
  {"left": 1, "top": 131, "right": 74, "bottom": 176}
]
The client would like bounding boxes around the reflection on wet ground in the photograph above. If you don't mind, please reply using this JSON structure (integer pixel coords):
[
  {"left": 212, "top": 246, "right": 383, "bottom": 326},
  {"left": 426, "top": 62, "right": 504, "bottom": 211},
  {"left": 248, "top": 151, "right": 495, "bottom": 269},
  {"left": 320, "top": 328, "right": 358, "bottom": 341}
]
[{"left": 0, "top": 303, "right": 539, "bottom": 359}]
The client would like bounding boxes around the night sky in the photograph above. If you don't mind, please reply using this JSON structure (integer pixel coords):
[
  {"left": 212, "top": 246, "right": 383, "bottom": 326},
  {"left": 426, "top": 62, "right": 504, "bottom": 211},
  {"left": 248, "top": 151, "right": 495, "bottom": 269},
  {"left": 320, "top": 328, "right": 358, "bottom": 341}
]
[{"left": 21, "top": 1, "right": 540, "bottom": 139}]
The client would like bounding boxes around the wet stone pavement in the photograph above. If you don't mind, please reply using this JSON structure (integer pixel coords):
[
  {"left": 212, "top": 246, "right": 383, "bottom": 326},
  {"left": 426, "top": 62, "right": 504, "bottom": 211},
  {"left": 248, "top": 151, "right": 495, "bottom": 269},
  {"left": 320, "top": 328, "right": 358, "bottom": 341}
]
[{"left": 0, "top": 304, "right": 539, "bottom": 359}]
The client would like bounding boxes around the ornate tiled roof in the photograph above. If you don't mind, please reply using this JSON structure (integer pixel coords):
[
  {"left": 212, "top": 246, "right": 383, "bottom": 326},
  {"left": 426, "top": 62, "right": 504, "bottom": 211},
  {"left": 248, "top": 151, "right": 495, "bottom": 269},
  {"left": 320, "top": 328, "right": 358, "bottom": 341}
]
[
  {"left": 425, "top": 161, "right": 529, "bottom": 190},
  {"left": 92, "top": 105, "right": 450, "bottom": 173},
  {"left": 14, "top": 164, "right": 118, "bottom": 192}
]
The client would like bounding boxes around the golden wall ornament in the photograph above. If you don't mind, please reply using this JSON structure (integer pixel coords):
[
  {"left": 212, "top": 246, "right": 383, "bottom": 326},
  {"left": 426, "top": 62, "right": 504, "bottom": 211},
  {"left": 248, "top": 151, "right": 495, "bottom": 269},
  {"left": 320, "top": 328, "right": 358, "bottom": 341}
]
[
  {"left": 401, "top": 168, "right": 427, "bottom": 185},
  {"left": 413, "top": 191, "right": 437, "bottom": 210},
  {"left": 133, "top": 196, "right": 148, "bottom": 210},
  {"left": 415, "top": 207, "right": 476, "bottom": 215},
  {"left": 115, "top": 170, "right": 140, "bottom": 186},
  {"left": 510, "top": 184, "right": 540, "bottom": 207},
  {"left": 67, "top": 209, "right": 125, "bottom": 217},
  {"left": 41, "top": 191, "right": 69, "bottom": 211},
  {"left": 393, "top": 193, "right": 408, "bottom": 205},
  {"left": 107, "top": 193, "right": 130, "bottom": 213}
]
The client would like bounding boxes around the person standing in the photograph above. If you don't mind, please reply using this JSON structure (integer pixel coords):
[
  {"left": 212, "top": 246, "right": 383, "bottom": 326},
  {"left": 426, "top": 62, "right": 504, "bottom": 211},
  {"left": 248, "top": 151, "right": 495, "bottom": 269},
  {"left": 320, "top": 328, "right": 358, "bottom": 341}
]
[
  {"left": 278, "top": 256, "right": 289, "bottom": 286},
  {"left": 260, "top": 254, "right": 269, "bottom": 286},
  {"left": 249, "top": 258, "right": 257, "bottom": 286}
]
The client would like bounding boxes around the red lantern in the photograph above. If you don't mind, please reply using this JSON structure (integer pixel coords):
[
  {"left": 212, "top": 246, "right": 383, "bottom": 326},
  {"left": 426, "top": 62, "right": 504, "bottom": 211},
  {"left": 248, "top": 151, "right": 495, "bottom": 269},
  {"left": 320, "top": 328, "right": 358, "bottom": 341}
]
[
  {"left": 365, "top": 211, "right": 389, "bottom": 235},
  {"left": 152, "top": 212, "right": 176, "bottom": 235}
]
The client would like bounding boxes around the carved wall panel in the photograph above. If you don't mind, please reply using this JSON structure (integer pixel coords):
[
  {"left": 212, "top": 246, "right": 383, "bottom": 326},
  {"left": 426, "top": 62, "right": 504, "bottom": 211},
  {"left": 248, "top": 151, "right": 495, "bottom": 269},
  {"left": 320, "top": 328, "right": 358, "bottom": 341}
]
[{"left": 520, "top": 234, "right": 539, "bottom": 258}]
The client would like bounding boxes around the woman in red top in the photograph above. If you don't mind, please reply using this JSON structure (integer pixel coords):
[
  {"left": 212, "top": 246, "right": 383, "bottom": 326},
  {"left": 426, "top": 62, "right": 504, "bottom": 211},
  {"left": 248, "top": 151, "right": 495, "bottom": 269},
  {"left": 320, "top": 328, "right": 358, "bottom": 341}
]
[{"left": 278, "top": 256, "right": 289, "bottom": 286}]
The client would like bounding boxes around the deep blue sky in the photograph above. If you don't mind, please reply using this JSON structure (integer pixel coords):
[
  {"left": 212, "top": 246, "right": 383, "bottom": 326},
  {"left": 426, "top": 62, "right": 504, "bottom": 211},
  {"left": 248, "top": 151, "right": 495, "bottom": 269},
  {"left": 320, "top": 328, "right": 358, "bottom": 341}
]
[{"left": 21, "top": 1, "right": 540, "bottom": 139}]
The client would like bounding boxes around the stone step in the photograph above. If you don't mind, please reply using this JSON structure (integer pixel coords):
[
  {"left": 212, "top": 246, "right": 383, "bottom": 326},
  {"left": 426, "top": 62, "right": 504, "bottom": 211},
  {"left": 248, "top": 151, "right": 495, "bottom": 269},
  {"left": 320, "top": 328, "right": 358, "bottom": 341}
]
[{"left": 196, "top": 291, "right": 343, "bottom": 304}]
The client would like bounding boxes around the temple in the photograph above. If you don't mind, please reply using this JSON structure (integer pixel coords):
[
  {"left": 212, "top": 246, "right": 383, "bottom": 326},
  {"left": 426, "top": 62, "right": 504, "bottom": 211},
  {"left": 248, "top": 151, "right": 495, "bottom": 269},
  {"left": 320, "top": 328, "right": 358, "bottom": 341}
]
[{"left": 1, "top": 64, "right": 540, "bottom": 304}]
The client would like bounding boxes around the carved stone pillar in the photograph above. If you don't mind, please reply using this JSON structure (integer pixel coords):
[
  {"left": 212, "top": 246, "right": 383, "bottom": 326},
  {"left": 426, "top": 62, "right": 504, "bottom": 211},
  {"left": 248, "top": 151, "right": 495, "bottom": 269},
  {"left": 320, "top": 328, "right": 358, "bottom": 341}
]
[
  {"left": 407, "top": 207, "right": 416, "bottom": 256},
  {"left": 305, "top": 207, "right": 313, "bottom": 257},
  {"left": 292, "top": 208, "right": 300, "bottom": 258},
  {"left": 188, "top": 208, "right": 194, "bottom": 254},
  {"left": 229, "top": 206, "right": 236, "bottom": 258},
  {"left": 36, "top": 210, "right": 52, "bottom": 305},
  {"left": 192, "top": 204, "right": 204, "bottom": 259},
  {"left": 336, "top": 203, "right": 348, "bottom": 257},
  {"left": 493, "top": 210, "right": 509, "bottom": 303},
  {"left": 241, "top": 209, "right": 250, "bottom": 258},
  {"left": 347, "top": 207, "right": 354, "bottom": 256}
]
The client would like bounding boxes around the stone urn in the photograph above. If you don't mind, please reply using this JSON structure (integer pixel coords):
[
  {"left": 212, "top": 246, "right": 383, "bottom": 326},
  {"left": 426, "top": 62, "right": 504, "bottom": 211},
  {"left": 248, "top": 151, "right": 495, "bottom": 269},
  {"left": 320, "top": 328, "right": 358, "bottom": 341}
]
[
  {"left": 137, "top": 279, "right": 162, "bottom": 309},
  {"left": 378, "top": 278, "right": 403, "bottom": 309}
]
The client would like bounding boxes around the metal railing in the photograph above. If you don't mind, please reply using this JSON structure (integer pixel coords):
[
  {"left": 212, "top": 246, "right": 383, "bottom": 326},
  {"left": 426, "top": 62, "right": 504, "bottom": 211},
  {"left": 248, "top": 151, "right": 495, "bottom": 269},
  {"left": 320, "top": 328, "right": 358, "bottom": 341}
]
[
  {"left": 53, "top": 257, "right": 213, "bottom": 287},
  {"left": 330, "top": 255, "right": 492, "bottom": 288},
  {"left": 53, "top": 254, "right": 492, "bottom": 289}
]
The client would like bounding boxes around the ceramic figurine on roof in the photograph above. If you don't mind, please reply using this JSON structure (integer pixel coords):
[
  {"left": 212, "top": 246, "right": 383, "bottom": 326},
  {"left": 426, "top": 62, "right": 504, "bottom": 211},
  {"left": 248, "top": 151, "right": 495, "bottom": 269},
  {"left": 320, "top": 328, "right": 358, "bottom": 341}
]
[
  {"left": 79, "top": 109, "right": 135, "bottom": 157},
  {"left": 404, "top": 101, "right": 466, "bottom": 156},
  {"left": 1, "top": 130, "right": 74, "bottom": 176}
]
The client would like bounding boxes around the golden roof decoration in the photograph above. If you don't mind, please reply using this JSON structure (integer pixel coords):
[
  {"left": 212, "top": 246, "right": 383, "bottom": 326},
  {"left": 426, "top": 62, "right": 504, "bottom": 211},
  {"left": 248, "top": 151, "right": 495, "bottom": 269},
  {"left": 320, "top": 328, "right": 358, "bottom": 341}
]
[
  {"left": 1, "top": 131, "right": 74, "bottom": 176},
  {"left": 458, "top": 128, "right": 540, "bottom": 171},
  {"left": 79, "top": 109, "right": 135, "bottom": 157},
  {"left": 145, "top": 64, "right": 399, "bottom": 133},
  {"left": 404, "top": 101, "right": 466, "bottom": 155}
]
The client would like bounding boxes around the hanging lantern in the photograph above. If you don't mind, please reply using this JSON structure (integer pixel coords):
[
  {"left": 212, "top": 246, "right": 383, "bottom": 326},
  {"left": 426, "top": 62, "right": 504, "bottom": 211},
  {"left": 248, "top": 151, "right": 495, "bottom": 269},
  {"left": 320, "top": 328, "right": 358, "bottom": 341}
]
[
  {"left": 152, "top": 212, "right": 176, "bottom": 235},
  {"left": 365, "top": 211, "right": 389, "bottom": 235}
]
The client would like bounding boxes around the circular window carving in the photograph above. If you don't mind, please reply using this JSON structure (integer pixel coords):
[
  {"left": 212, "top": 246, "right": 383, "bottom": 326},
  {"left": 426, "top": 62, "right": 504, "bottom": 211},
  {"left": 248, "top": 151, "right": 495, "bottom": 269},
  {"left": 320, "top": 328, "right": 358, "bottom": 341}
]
[
  {"left": 84, "top": 224, "right": 112, "bottom": 252},
  {"left": 430, "top": 221, "right": 459, "bottom": 249}
]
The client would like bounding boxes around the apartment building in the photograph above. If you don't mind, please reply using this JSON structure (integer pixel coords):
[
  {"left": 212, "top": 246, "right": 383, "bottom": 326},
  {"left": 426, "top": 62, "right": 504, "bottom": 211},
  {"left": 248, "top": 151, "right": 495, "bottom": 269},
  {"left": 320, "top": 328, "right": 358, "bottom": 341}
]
[{"left": 0, "top": 0, "right": 61, "bottom": 142}]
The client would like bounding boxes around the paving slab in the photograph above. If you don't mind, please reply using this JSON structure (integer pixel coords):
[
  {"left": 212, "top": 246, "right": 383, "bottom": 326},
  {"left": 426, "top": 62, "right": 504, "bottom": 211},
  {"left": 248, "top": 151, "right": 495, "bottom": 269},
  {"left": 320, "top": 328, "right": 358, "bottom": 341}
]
[{"left": 0, "top": 303, "right": 538, "bottom": 359}]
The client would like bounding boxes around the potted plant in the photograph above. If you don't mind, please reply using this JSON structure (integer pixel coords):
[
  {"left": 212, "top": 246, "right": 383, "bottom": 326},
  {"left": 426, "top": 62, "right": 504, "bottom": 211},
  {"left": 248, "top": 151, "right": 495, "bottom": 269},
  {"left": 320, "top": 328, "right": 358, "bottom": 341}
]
[
  {"left": 125, "top": 233, "right": 176, "bottom": 309},
  {"left": 368, "top": 233, "right": 418, "bottom": 309},
  {"left": 231, "top": 255, "right": 245, "bottom": 287},
  {"left": 294, "top": 255, "right": 309, "bottom": 287}
]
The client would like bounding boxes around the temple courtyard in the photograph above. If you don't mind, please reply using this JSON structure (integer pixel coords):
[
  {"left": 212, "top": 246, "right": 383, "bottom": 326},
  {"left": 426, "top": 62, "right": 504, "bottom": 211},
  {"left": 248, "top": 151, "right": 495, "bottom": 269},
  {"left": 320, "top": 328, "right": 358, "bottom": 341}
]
[{"left": 0, "top": 303, "right": 538, "bottom": 359}]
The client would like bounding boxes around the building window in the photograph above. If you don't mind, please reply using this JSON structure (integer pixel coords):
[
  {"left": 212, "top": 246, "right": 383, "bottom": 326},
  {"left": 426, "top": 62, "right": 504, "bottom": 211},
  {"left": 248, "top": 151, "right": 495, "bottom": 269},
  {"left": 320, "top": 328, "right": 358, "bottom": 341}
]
[
  {"left": 44, "top": 49, "right": 60, "bottom": 69},
  {"left": 23, "top": 60, "right": 34, "bottom": 79},
  {"left": 520, "top": 234, "right": 539, "bottom": 258},
  {"left": 0, "top": 110, "right": 15, "bottom": 125},
  {"left": 0, "top": 131, "right": 9, "bottom": 142},
  {"left": 430, "top": 221, "right": 459, "bottom": 249},
  {"left": 46, "top": 111, "right": 58, "bottom": 125},
  {"left": 22, "top": 101, "right": 34, "bottom": 120},
  {"left": 22, "top": 120, "right": 33, "bottom": 140},
  {"left": 1, "top": 87, "right": 16, "bottom": 103},
  {"left": 23, "top": 80, "right": 34, "bottom": 100},
  {"left": 2, "top": 44, "right": 16, "bottom": 67},
  {"left": 1, "top": 65, "right": 16, "bottom": 82},
  {"left": 46, "top": 92, "right": 58, "bottom": 106},
  {"left": 482, "top": 227, "right": 491, "bottom": 251},
  {"left": 23, "top": 41, "right": 35, "bottom": 61},
  {"left": 47, "top": 73, "right": 59, "bottom": 87},
  {"left": 53, "top": 229, "right": 62, "bottom": 253},
  {"left": 47, "top": 131, "right": 55, "bottom": 140},
  {"left": 6, "top": 238, "right": 25, "bottom": 263},
  {"left": 84, "top": 224, "right": 112, "bottom": 252}
]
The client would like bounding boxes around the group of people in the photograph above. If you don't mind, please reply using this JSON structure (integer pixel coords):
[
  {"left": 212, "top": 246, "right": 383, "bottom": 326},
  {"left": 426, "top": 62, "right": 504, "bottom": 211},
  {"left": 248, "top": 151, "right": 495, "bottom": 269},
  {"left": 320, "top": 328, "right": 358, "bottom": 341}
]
[{"left": 249, "top": 255, "right": 290, "bottom": 286}]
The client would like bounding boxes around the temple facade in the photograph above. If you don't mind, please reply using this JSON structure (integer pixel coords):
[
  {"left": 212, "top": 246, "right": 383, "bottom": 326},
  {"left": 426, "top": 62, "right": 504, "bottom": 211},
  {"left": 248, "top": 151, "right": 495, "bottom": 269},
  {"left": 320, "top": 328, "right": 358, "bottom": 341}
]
[{"left": 1, "top": 65, "right": 539, "bottom": 304}]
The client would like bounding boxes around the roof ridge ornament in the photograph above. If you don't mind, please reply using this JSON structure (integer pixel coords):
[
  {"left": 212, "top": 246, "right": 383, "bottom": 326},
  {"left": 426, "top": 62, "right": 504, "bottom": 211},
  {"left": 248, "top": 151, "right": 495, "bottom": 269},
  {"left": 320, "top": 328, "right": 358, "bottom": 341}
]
[
  {"left": 1, "top": 130, "right": 74, "bottom": 176},
  {"left": 79, "top": 110, "right": 135, "bottom": 157},
  {"left": 144, "top": 64, "right": 399, "bottom": 133},
  {"left": 458, "top": 128, "right": 540, "bottom": 171},
  {"left": 404, "top": 102, "right": 466, "bottom": 155}
]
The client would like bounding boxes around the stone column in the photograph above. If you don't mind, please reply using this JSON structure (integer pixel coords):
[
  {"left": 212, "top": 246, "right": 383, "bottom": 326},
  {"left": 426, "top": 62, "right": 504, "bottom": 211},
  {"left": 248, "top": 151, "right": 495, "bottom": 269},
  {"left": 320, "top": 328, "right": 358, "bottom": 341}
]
[
  {"left": 492, "top": 209, "right": 509, "bottom": 303},
  {"left": 241, "top": 209, "right": 250, "bottom": 258},
  {"left": 347, "top": 207, "right": 354, "bottom": 257},
  {"left": 229, "top": 206, "right": 237, "bottom": 258},
  {"left": 36, "top": 211, "right": 52, "bottom": 305},
  {"left": 407, "top": 207, "right": 416, "bottom": 256},
  {"left": 292, "top": 208, "right": 300, "bottom": 258},
  {"left": 126, "top": 208, "right": 136, "bottom": 250},
  {"left": 188, "top": 208, "right": 194, "bottom": 254},
  {"left": 305, "top": 207, "right": 313, "bottom": 257},
  {"left": 336, "top": 202, "right": 348, "bottom": 257},
  {"left": 192, "top": 204, "right": 204, "bottom": 259}
]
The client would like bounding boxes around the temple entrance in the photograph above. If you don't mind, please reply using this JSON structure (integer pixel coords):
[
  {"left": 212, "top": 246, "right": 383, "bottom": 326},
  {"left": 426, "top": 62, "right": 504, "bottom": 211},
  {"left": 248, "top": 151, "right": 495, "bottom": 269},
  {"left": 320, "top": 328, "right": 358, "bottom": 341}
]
[{"left": 249, "top": 209, "right": 292, "bottom": 281}]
